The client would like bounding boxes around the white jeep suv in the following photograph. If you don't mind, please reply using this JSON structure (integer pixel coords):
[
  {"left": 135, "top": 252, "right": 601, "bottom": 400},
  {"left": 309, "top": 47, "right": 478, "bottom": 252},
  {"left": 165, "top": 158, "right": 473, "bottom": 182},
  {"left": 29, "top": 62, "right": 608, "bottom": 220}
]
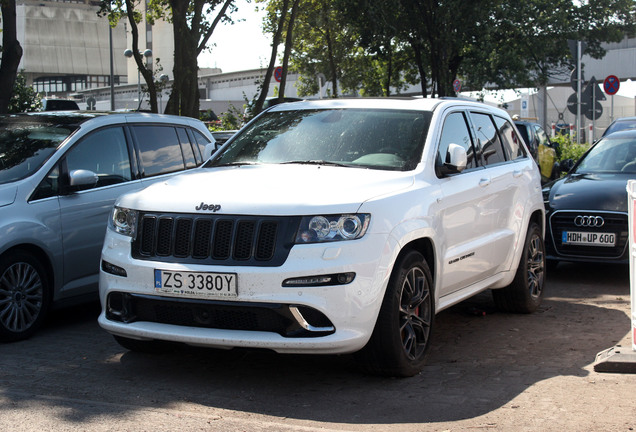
[{"left": 99, "top": 98, "right": 545, "bottom": 376}]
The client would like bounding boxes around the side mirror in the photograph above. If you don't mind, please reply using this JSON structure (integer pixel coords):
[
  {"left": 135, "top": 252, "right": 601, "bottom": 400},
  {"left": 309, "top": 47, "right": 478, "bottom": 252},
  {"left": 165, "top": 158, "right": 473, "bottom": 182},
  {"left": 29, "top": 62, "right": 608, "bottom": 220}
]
[
  {"left": 436, "top": 143, "right": 467, "bottom": 177},
  {"left": 65, "top": 169, "right": 98, "bottom": 193}
]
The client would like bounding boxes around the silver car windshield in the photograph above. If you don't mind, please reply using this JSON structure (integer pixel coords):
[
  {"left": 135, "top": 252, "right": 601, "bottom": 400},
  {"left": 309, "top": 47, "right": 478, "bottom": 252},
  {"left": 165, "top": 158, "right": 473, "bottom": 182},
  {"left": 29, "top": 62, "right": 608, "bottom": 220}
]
[
  {"left": 207, "top": 109, "right": 432, "bottom": 171},
  {"left": 0, "top": 122, "right": 75, "bottom": 185}
]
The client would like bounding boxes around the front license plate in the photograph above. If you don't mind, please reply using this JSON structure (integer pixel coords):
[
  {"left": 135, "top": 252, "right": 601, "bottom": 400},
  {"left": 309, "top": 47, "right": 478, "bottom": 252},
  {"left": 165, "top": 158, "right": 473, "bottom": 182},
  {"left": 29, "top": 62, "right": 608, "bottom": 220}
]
[
  {"left": 561, "top": 231, "right": 616, "bottom": 247},
  {"left": 154, "top": 269, "right": 238, "bottom": 299}
]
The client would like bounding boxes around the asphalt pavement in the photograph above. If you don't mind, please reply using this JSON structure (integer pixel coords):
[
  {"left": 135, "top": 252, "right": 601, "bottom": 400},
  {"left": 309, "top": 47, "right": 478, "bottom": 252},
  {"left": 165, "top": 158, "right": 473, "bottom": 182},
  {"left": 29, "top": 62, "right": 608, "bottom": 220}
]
[{"left": 1, "top": 261, "right": 635, "bottom": 431}]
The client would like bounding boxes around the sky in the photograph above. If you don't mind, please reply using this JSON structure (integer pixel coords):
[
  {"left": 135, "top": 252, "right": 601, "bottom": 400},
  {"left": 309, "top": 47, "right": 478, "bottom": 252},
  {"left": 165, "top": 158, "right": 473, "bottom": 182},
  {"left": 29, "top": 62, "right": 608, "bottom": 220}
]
[{"left": 198, "top": 1, "right": 273, "bottom": 73}]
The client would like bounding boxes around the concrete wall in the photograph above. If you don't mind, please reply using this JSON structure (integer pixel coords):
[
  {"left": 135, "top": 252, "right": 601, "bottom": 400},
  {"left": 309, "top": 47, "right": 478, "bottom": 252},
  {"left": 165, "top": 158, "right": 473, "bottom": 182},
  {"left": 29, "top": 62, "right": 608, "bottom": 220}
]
[{"left": 16, "top": 0, "right": 127, "bottom": 79}]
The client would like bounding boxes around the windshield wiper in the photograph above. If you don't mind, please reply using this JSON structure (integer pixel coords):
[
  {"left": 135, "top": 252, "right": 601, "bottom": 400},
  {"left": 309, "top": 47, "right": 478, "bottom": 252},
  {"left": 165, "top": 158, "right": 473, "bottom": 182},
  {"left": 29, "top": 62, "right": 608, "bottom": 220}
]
[
  {"left": 205, "top": 161, "right": 260, "bottom": 168},
  {"left": 279, "top": 160, "right": 354, "bottom": 168}
]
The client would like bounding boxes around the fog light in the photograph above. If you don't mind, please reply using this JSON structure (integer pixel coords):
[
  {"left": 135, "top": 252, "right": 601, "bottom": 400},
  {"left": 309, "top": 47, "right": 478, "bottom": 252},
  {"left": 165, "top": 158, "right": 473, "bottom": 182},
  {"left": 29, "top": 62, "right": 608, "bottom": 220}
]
[
  {"left": 101, "top": 260, "right": 127, "bottom": 277},
  {"left": 282, "top": 272, "right": 355, "bottom": 287}
]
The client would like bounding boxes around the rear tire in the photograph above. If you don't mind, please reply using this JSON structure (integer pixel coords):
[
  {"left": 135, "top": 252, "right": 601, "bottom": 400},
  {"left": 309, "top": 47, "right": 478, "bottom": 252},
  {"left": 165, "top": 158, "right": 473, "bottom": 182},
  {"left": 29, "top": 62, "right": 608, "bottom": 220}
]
[
  {"left": 493, "top": 222, "right": 545, "bottom": 313},
  {"left": 0, "top": 251, "right": 50, "bottom": 342},
  {"left": 357, "top": 250, "right": 434, "bottom": 377}
]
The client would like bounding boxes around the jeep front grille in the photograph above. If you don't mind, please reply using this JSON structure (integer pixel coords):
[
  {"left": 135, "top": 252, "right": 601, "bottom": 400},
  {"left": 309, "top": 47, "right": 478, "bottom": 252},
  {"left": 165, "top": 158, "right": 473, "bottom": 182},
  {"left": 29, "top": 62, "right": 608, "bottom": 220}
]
[{"left": 132, "top": 213, "right": 301, "bottom": 266}]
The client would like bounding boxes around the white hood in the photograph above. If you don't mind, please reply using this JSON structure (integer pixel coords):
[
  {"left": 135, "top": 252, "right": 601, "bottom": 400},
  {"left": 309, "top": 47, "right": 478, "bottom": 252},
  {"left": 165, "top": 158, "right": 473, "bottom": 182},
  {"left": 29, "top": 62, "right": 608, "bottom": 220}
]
[{"left": 119, "top": 164, "right": 414, "bottom": 215}]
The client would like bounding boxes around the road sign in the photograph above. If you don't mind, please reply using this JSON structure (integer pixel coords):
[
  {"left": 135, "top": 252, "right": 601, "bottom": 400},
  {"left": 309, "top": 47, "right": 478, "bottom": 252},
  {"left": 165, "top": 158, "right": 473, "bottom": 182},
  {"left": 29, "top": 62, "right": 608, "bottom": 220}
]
[
  {"left": 604, "top": 75, "right": 620, "bottom": 95},
  {"left": 567, "top": 93, "right": 579, "bottom": 115},
  {"left": 453, "top": 79, "right": 461, "bottom": 92},
  {"left": 585, "top": 101, "right": 603, "bottom": 120},
  {"left": 274, "top": 66, "right": 283, "bottom": 83}
]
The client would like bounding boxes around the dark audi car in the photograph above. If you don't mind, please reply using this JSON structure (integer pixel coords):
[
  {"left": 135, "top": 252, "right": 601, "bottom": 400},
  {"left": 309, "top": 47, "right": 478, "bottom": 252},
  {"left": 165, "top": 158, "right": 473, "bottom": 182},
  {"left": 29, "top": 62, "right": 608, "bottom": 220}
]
[{"left": 543, "top": 130, "right": 636, "bottom": 266}]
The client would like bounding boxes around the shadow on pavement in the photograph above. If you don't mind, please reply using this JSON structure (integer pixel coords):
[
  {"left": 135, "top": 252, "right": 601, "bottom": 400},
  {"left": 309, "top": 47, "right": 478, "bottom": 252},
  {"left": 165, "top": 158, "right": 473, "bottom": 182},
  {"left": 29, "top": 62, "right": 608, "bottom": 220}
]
[{"left": 0, "top": 262, "right": 631, "bottom": 425}]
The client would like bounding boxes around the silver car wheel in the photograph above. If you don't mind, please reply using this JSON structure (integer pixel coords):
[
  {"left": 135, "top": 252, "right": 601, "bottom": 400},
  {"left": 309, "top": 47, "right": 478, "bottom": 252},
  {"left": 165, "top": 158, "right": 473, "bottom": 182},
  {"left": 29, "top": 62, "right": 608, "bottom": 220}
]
[{"left": 0, "top": 261, "right": 44, "bottom": 333}]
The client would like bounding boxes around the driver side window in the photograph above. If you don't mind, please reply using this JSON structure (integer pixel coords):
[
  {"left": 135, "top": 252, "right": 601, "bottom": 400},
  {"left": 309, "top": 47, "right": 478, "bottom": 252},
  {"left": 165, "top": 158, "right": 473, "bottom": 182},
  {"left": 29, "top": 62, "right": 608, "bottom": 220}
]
[
  {"left": 65, "top": 127, "right": 132, "bottom": 189},
  {"left": 437, "top": 112, "right": 477, "bottom": 172}
]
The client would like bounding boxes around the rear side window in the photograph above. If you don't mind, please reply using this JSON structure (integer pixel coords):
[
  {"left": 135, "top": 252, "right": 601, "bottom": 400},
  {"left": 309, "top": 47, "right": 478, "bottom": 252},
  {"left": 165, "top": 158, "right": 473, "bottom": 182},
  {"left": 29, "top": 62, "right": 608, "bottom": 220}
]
[
  {"left": 192, "top": 129, "right": 212, "bottom": 160},
  {"left": 176, "top": 128, "right": 197, "bottom": 169},
  {"left": 495, "top": 117, "right": 526, "bottom": 160},
  {"left": 132, "top": 125, "right": 186, "bottom": 177},
  {"left": 437, "top": 112, "right": 477, "bottom": 171},
  {"left": 470, "top": 112, "right": 506, "bottom": 166}
]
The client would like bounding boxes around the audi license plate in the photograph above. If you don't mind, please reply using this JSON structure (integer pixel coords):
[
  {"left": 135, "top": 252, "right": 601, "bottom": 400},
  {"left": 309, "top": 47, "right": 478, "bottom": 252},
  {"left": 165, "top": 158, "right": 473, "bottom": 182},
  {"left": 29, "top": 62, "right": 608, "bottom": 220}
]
[
  {"left": 562, "top": 231, "right": 616, "bottom": 247},
  {"left": 154, "top": 269, "right": 237, "bottom": 299}
]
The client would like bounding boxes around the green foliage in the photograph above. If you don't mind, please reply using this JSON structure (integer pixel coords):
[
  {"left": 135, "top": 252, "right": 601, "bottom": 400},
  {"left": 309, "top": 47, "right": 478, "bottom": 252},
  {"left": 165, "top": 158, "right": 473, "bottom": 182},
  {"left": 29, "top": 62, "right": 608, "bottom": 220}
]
[
  {"left": 210, "top": 103, "right": 244, "bottom": 131},
  {"left": 552, "top": 133, "right": 589, "bottom": 164},
  {"left": 8, "top": 72, "right": 41, "bottom": 113}
]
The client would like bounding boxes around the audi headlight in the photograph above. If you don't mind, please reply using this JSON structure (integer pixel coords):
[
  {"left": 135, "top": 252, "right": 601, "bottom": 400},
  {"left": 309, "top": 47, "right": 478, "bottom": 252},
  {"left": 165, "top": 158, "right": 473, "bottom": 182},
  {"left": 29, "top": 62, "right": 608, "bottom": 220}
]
[
  {"left": 109, "top": 206, "right": 138, "bottom": 238},
  {"left": 295, "top": 214, "right": 370, "bottom": 243}
]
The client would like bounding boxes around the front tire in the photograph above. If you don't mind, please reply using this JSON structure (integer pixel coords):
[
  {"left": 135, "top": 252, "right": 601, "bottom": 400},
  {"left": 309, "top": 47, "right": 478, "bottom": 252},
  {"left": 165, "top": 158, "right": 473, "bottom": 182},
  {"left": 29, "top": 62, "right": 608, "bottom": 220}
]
[
  {"left": 357, "top": 250, "right": 434, "bottom": 377},
  {"left": 492, "top": 222, "right": 545, "bottom": 313},
  {"left": 0, "top": 251, "right": 51, "bottom": 342}
]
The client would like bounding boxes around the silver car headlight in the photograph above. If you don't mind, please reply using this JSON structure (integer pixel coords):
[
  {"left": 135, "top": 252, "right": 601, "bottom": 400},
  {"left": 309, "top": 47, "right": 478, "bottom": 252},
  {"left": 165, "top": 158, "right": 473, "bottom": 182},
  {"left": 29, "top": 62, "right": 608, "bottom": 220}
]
[
  {"left": 295, "top": 214, "right": 370, "bottom": 243},
  {"left": 109, "top": 206, "right": 138, "bottom": 238}
]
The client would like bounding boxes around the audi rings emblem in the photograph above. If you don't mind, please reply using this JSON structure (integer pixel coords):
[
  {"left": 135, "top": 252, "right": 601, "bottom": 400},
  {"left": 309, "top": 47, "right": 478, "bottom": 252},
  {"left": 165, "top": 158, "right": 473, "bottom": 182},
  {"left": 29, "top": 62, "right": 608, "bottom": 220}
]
[{"left": 574, "top": 215, "right": 605, "bottom": 227}]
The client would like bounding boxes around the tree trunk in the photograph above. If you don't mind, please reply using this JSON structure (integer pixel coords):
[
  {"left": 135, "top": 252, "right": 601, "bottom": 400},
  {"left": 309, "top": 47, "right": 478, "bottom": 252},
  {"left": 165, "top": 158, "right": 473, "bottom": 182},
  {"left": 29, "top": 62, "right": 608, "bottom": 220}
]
[
  {"left": 165, "top": 0, "right": 200, "bottom": 118},
  {"left": 278, "top": 0, "right": 299, "bottom": 101},
  {"left": 125, "top": 0, "right": 158, "bottom": 112},
  {"left": 0, "top": 0, "right": 23, "bottom": 114},
  {"left": 253, "top": 0, "right": 289, "bottom": 115}
]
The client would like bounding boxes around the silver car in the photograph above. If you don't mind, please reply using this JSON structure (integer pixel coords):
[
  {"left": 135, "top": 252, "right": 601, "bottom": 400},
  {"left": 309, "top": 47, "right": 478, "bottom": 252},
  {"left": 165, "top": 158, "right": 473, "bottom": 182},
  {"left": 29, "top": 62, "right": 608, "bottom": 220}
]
[{"left": 0, "top": 111, "right": 215, "bottom": 341}]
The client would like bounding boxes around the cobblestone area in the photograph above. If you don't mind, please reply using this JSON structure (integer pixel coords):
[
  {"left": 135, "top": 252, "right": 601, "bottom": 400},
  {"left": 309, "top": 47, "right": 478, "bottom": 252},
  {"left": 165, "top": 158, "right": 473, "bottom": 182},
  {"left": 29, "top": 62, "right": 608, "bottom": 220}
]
[{"left": 1, "top": 262, "right": 635, "bottom": 431}]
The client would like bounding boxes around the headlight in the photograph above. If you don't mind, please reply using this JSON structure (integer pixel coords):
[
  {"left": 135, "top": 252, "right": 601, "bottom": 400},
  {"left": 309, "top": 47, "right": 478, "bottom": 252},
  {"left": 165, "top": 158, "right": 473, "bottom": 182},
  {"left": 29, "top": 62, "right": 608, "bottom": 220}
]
[
  {"left": 295, "top": 214, "right": 370, "bottom": 243},
  {"left": 109, "top": 206, "right": 138, "bottom": 238}
]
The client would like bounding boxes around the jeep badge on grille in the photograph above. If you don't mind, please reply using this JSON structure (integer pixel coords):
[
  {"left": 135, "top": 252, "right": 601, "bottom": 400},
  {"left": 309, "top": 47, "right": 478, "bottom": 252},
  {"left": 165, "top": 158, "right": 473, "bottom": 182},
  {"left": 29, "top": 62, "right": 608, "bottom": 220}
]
[{"left": 195, "top": 202, "right": 221, "bottom": 212}]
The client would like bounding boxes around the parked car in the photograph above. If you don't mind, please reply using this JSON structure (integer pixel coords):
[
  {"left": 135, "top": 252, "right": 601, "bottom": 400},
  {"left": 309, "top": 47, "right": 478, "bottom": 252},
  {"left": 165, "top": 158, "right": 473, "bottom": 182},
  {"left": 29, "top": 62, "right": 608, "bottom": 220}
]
[
  {"left": 0, "top": 112, "right": 215, "bottom": 342},
  {"left": 601, "top": 116, "right": 636, "bottom": 138},
  {"left": 514, "top": 120, "right": 560, "bottom": 183},
  {"left": 543, "top": 129, "right": 636, "bottom": 267},
  {"left": 40, "top": 98, "right": 80, "bottom": 111},
  {"left": 211, "top": 130, "right": 238, "bottom": 148},
  {"left": 99, "top": 98, "right": 545, "bottom": 377}
]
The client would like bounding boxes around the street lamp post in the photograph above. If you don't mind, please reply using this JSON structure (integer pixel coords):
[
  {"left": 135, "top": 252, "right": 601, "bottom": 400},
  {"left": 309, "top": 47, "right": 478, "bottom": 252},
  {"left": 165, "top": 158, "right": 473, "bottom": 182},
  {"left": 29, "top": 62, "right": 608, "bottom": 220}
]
[{"left": 123, "top": 48, "right": 152, "bottom": 108}]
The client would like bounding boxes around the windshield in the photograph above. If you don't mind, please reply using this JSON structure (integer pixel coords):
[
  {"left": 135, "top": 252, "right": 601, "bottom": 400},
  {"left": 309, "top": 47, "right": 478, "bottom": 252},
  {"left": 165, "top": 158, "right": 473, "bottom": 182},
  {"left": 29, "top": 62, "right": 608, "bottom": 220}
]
[
  {"left": 0, "top": 120, "right": 77, "bottom": 184},
  {"left": 575, "top": 135, "right": 636, "bottom": 174},
  {"left": 207, "top": 108, "right": 432, "bottom": 171}
]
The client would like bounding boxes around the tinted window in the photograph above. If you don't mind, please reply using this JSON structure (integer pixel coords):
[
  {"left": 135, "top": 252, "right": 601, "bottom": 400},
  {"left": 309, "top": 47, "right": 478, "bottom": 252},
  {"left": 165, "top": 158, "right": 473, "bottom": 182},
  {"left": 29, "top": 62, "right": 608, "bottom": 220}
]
[
  {"left": 132, "top": 125, "right": 185, "bottom": 177},
  {"left": 437, "top": 112, "right": 477, "bottom": 171},
  {"left": 495, "top": 117, "right": 525, "bottom": 160},
  {"left": 65, "top": 127, "right": 132, "bottom": 189},
  {"left": 177, "top": 128, "right": 197, "bottom": 169},
  {"left": 471, "top": 112, "right": 506, "bottom": 166},
  {"left": 192, "top": 129, "right": 211, "bottom": 161}
]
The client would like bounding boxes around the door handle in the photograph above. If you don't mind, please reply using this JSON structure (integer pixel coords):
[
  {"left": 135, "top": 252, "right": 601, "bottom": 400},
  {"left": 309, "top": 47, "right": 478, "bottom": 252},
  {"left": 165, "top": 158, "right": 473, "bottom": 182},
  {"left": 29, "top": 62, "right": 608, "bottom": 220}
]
[
  {"left": 479, "top": 178, "right": 491, "bottom": 187},
  {"left": 513, "top": 169, "right": 523, "bottom": 178}
]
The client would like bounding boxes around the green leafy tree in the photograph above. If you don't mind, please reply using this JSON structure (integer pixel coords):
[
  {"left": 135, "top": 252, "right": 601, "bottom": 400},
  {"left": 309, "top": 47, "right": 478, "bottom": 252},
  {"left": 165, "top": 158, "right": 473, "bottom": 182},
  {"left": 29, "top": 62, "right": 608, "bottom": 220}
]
[
  {"left": 461, "top": 0, "right": 636, "bottom": 90},
  {"left": 100, "top": 0, "right": 238, "bottom": 117},
  {"left": 8, "top": 72, "right": 41, "bottom": 113},
  {"left": 0, "top": 0, "right": 23, "bottom": 114}
]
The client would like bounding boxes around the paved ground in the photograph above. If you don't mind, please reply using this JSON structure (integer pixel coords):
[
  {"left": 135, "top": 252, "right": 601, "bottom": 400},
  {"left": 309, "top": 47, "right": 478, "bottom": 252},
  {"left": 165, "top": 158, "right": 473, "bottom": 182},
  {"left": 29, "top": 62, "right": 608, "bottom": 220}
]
[{"left": 1, "top": 261, "right": 635, "bottom": 432}]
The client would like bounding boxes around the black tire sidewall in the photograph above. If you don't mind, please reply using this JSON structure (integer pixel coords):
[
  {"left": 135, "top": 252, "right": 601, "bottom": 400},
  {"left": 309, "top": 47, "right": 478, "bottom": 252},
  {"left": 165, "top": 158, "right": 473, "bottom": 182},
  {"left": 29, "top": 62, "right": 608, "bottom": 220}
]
[{"left": 365, "top": 250, "right": 434, "bottom": 377}]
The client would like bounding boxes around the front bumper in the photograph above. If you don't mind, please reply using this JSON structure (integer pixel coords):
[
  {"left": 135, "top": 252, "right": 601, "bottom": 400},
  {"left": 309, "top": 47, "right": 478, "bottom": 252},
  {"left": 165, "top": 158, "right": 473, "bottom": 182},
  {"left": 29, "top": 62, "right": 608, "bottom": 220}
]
[{"left": 98, "top": 229, "right": 393, "bottom": 354}]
